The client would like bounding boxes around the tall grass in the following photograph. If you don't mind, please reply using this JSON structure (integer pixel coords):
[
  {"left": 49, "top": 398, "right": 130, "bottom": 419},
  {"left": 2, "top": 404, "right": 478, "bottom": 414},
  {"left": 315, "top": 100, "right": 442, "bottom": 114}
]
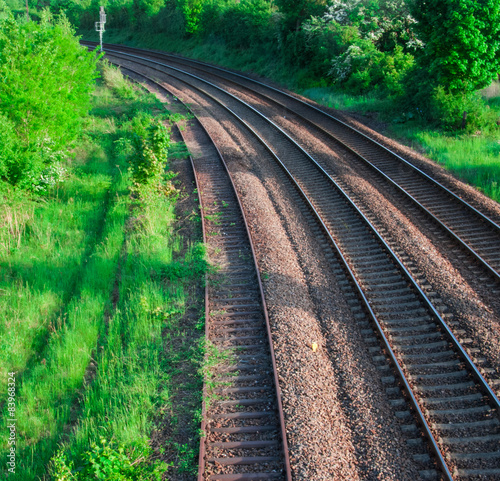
[
  {"left": 0, "top": 86, "right": 129, "bottom": 480},
  {"left": 0, "top": 148, "right": 118, "bottom": 405},
  {"left": 0, "top": 65, "right": 205, "bottom": 479},
  {"left": 396, "top": 127, "right": 500, "bottom": 202},
  {"left": 304, "top": 85, "right": 500, "bottom": 203}
]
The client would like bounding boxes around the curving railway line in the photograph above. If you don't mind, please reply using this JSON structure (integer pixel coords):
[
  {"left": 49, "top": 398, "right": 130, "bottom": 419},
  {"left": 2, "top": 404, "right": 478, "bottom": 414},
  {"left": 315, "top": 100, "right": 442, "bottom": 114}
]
[
  {"left": 183, "top": 115, "right": 291, "bottom": 480},
  {"left": 83, "top": 41, "right": 500, "bottom": 284},
  {"left": 83, "top": 42, "right": 500, "bottom": 480}
]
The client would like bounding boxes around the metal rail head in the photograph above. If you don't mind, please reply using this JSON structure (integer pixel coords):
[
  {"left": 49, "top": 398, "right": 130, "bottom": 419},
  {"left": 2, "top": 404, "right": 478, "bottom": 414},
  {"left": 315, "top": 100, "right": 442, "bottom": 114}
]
[
  {"left": 161, "top": 84, "right": 291, "bottom": 481},
  {"left": 106, "top": 43, "right": 500, "bottom": 234},
  {"left": 82, "top": 43, "right": 500, "bottom": 283}
]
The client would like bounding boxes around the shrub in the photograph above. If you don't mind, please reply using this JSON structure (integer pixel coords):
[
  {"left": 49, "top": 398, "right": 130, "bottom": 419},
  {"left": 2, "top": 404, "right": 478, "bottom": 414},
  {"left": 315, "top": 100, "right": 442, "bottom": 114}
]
[
  {"left": 0, "top": 8, "right": 98, "bottom": 191},
  {"left": 431, "top": 87, "right": 497, "bottom": 132},
  {"left": 201, "top": 0, "right": 276, "bottom": 49},
  {"left": 130, "top": 119, "right": 171, "bottom": 189},
  {"left": 50, "top": 437, "right": 167, "bottom": 481},
  {"left": 411, "top": 0, "right": 500, "bottom": 94},
  {"left": 328, "top": 37, "right": 413, "bottom": 95},
  {"left": 301, "top": 12, "right": 414, "bottom": 95}
]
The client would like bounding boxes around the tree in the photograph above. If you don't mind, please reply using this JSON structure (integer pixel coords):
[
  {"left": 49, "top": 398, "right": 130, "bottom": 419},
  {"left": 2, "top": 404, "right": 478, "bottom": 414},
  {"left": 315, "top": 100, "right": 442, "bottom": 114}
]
[
  {"left": 178, "top": 0, "right": 205, "bottom": 34},
  {"left": 276, "top": 0, "right": 328, "bottom": 32},
  {"left": 411, "top": 0, "right": 500, "bottom": 93},
  {"left": 0, "top": 9, "right": 99, "bottom": 189}
]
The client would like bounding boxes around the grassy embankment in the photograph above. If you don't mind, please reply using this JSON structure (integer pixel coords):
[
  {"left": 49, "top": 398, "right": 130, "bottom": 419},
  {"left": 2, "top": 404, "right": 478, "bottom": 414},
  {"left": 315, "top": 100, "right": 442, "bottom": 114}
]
[
  {"left": 304, "top": 85, "right": 500, "bottom": 203},
  {"left": 0, "top": 64, "right": 205, "bottom": 480},
  {"left": 82, "top": 29, "right": 500, "bottom": 204}
]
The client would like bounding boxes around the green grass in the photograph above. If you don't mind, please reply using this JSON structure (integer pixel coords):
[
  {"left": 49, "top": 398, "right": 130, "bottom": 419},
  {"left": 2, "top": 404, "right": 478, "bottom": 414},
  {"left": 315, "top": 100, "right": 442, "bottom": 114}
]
[
  {"left": 391, "top": 124, "right": 500, "bottom": 202},
  {"left": 0, "top": 63, "right": 207, "bottom": 480},
  {"left": 303, "top": 85, "right": 500, "bottom": 203},
  {"left": 301, "top": 87, "right": 388, "bottom": 113}
]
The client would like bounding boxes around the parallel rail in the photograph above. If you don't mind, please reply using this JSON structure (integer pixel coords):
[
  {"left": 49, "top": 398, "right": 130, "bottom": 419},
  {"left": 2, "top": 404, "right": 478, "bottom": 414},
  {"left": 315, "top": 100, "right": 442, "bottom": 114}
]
[{"left": 100, "top": 50, "right": 500, "bottom": 480}]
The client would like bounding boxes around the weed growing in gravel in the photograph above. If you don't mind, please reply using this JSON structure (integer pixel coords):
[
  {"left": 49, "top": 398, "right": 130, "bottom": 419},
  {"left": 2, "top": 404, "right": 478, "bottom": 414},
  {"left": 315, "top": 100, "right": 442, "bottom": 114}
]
[{"left": 200, "top": 339, "right": 234, "bottom": 407}]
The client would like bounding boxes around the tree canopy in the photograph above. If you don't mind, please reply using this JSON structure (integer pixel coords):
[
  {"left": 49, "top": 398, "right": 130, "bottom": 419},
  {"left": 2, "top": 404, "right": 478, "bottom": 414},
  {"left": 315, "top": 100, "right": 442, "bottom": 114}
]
[
  {"left": 0, "top": 8, "right": 98, "bottom": 189},
  {"left": 411, "top": 0, "right": 500, "bottom": 93},
  {"left": 275, "top": 0, "right": 328, "bottom": 31}
]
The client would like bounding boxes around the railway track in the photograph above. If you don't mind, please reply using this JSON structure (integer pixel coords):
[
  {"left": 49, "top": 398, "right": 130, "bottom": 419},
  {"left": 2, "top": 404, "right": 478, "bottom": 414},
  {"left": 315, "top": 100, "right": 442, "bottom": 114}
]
[
  {"left": 94, "top": 48, "right": 500, "bottom": 479},
  {"left": 83, "top": 41, "right": 500, "bottom": 285},
  {"left": 169, "top": 82, "right": 291, "bottom": 480}
]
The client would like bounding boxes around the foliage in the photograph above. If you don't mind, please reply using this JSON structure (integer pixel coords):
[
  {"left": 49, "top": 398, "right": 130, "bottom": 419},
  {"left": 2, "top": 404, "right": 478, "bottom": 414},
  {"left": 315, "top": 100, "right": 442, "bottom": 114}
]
[
  {"left": 178, "top": 0, "right": 204, "bottom": 34},
  {"left": 0, "top": 69, "right": 200, "bottom": 480},
  {"left": 302, "top": 12, "right": 414, "bottom": 94},
  {"left": 130, "top": 119, "right": 171, "bottom": 188},
  {"left": 100, "top": 59, "right": 136, "bottom": 99},
  {"left": 275, "top": 0, "right": 328, "bottom": 32},
  {"left": 50, "top": 438, "right": 167, "bottom": 480},
  {"left": 0, "top": 8, "right": 98, "bottom": 190},
  {"left": 199, "top": 0, "right": 276, "bottom": 49},
  {"left": 430, "top": 87, "right": 495, "bottom": 132},
  {"left": 325, "top": 0, "right": 421, "bottom": 52},
  {"left": 411, "top": 0, "right": 500, "bottom": 94}
]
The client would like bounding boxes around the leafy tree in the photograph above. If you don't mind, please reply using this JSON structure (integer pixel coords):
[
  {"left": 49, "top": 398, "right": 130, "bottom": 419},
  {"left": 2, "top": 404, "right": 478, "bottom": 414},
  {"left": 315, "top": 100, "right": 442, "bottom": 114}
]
[
  {"left": 276, "top": 0, "right": 328, "bottom": 32},
  {"left": 301, "top": 10, "right": 414, "bottom": 94},
  {"left": 411, "top": 0, "right": 500, "bottom": 93},
  {"left": 0, "top": 8, "right": 98, "bottom": 190},
  {"left": 325, "top": 0, "right": 421, "bottom": 53},
  {"left": 178, "top": 0, "right": 205, "bottom": 34},
  {"left": 200, "top": 0, "right": 275, "bottom": 48}
]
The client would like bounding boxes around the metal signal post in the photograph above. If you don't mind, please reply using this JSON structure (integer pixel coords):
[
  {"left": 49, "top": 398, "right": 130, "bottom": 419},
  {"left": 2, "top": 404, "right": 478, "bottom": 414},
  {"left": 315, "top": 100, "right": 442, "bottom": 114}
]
[{"left": 95, "top": 6, "right": 106, "bottom": 51}]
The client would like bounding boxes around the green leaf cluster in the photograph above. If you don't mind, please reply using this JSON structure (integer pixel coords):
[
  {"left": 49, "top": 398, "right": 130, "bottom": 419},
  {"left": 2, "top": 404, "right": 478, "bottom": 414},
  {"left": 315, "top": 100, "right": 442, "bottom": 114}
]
[
  {"left": 0, "top": 8, "right": 98, "bottom": 190},
  {"left": 51, "top": 437, "right": 167, "bottom": 480},
  {"left": 130, "top": 118, "right": 171, "bottom": 188},
  {"left": 301, "top": 12, "right": 414, "bottom": 95},
  {"left": 178, "top": 0, "right": 205, "bottom": 34},
  {"left": 411, "top": 0, "right": 500, "bottom": 93}
]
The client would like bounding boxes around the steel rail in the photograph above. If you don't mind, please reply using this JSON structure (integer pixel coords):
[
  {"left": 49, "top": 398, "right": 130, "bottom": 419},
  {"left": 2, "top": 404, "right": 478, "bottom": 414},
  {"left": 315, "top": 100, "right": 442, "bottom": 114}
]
[
  {"left": 111, "top": 58, "right": 500, "bottom": 480},
  {"left": 109, "top": 51, "right": 500, "bottom": 413},
  {"left": 83, "top": 41, "right": 500, "bottom": 235},
  {"left": 184, "top": 113, "right": 292, "bottom": 481},
  {"left": 114, "top": 59, "right": 457, "bottom": 479}
]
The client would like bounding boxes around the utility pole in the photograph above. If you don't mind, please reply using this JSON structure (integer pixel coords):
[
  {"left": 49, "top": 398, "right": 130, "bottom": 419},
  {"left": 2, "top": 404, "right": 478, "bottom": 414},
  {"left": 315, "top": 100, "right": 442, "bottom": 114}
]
[
  {"left": 95, "top": 6, "right": 106, "bottom": 51},
  {"left": 25, "top": 0, "right": 29, "bottom": 21}
]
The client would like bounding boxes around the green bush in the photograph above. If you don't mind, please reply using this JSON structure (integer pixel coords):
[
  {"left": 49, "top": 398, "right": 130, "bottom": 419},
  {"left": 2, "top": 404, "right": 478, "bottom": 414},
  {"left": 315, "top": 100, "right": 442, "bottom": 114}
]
[
  {"left": 199, "top": 0, "right": 276, "bottom": 49},
  {"left": 0, "top": 8, "right": 98, "bottom": 190},
  {"left": 411, "top": 0, "right": 500, "bottom": 94},
  {"left": 431, "top": 87, "right": 497, "bottom": 132},
  {"left": 50, "top": 437, "right": 167, "bottom": 481},
  {"left": 0, "top": 114, "right": 16, "bottom": 180},
  {"left": 301, "top": 13, "right": 413, "bottom": 95},
  {"left": 130, "top": 119, "right": 171, "bottom": 188}
]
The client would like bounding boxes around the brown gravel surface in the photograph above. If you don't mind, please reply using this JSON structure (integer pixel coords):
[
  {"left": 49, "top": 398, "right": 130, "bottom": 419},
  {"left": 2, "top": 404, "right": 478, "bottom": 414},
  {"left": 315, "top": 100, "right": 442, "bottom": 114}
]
[
  {"left": 330, "top": 108, "right": 500, "bottom": 225},
  {"left": 201, "top": 80, "right": 500, "bottom": 385}
]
